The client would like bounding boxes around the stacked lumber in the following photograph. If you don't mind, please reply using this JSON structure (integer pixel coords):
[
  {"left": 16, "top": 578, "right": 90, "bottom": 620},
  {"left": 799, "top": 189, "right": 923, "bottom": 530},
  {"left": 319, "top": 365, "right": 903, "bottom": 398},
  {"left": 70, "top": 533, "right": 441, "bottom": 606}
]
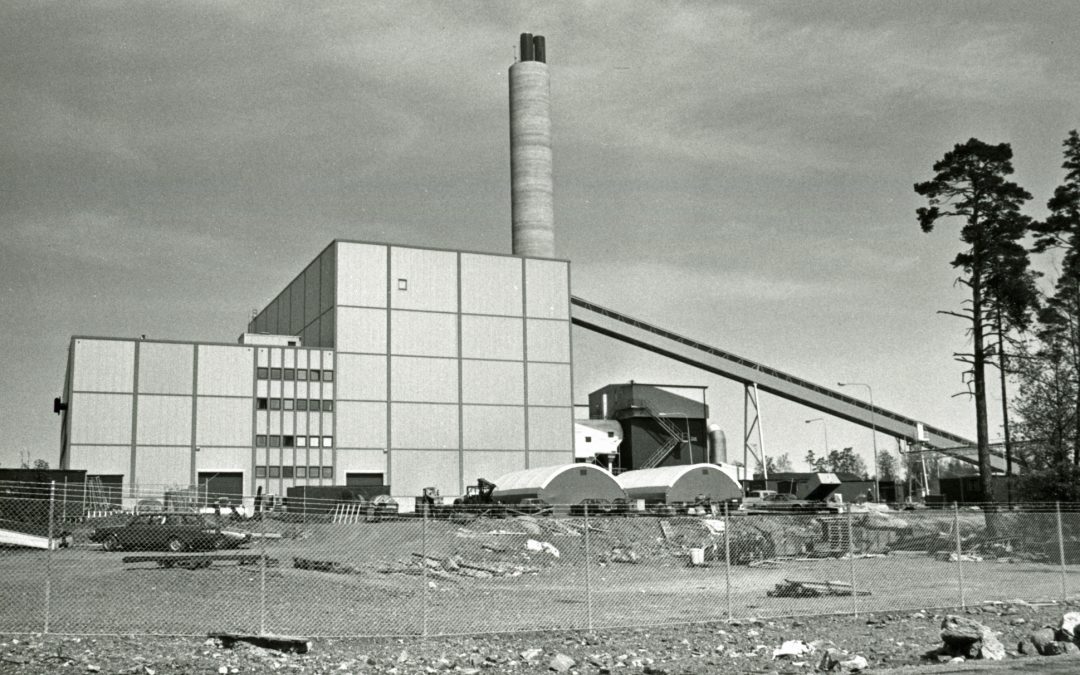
[{"left": 767, "top": 579, "right": 871, "bottom": 598}]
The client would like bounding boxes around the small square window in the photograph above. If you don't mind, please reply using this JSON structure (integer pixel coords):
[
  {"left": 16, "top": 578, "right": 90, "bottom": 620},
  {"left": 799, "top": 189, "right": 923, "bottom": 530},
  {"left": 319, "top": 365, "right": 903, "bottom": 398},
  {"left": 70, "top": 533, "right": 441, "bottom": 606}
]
[
  {"left": 309, "top": 369, "right": 321, "bottom": 382},
  {"left": 309, "top": 465, "right": 320, "bottom": 478},
  {"left": 257, "top": 367, "right": 269, "bottom": 380},
  {"left": 270, "top": 368, "right": 282, "bottom": 379},
  {"left": 309, "top": 436, "right": 320, "bottom": 447},
  {"left": 256, "top": 398, "right": 268, "bottom": 410},
  {"left": 284, "top": 399, "right": 295, "bottom": 411},
  {"left": 283, "top": 435, "right": 295, "bottom": 448},
  {"left": 585, "top": 436, "right": 592, "bottom": 443},
  {"left": 268, "top": 466, "right": 281, "bottom": 478},
  {"left": 322, "top": 436, "right": 333, "bottom": 448},
  {"left": 282, "top": 466, "right": 294, "bottom": 478},
  {"left": 269, "top": 435, "right": 281, "bottom": 447},
  {"left": 269, "top": 398, "right": 281, "bottom": 410},
  {"left": 255, "top": 434, "right": 267, "bottom": 447},
  {"left": 397, "top": 278, "right": 408, "bottom": 291},
  {"left": 255, "top": 466, "right": 267, "bottom": 478},
  {"left": 321, "top": 467, "right": 333, "bottom": 479},
  {"left": 322, "top": 370, "right": 334, "bottom": 382},
  {"left": 283, "top": 368, "right": 295, "bottom": 381},
  {"left": 297, "top": 399, "right": 308, "bottom": 411},
  {"left": 321, "top": 400, "right": 334, "bottom": 412},
  {"left": 297, "top": 436, "right": 307, "bottom": 447},
  {"left": 297, "top": 369, "right": 308, "bottom": 381},
  {"left": 296, "top": 467, "right": 307, "bottom": 478},
  {"left": 607, "top": 431, "right": 615, "bottom": 438},
  {"left": 309, "top": 399, "right": 320, "bottom": 410}
]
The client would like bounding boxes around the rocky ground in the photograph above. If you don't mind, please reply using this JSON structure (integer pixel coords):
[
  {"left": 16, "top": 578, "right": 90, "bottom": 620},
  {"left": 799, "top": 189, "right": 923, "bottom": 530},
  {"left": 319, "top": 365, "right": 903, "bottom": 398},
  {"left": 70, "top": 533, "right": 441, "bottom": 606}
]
[{"left": 4, "top": 600, "right": 1080, "bottom": 674}]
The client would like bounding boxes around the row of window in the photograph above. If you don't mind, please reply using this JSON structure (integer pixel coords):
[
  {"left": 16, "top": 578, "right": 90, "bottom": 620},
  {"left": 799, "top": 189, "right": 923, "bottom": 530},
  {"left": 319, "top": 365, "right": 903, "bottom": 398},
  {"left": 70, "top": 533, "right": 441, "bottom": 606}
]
[
  {"left": 255, "top": 465, "right": 334, "bottom": 479},
  {"left": 255, "top": 434, "right": 333, "bottom": 448},
  {"left": 256, "top": 398, "right": 333, "bottom": 412},
  {"left": 257, "top": 368, "right": 334, "bottom": 382}
]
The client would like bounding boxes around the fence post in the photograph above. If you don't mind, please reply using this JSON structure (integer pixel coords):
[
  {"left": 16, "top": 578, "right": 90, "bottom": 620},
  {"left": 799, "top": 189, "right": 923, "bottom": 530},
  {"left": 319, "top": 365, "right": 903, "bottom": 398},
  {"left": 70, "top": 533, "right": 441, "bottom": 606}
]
[
  {"left": 1058, "top": 502, "right": 1068, "bottom": 604},
  {"left": 44, "top": 481, "right": 55, "bottom": 634},
  {"left": 723, "top": 501, "right": 732, "bottom": 621},
  {"left": 259, "top": 509, "right": 267, "bottom": 636},
  {"left": 846, "top": 505, "right": 857, "bottom": 617},
  {"left": 421, "top": 506, "right": 429, "bottom": 639},
  {"left": 953, "top": 502, "right": 965, "bottom": 609},
  {"left": 584, "top": 502, "right": 593, "bottom": 632}
]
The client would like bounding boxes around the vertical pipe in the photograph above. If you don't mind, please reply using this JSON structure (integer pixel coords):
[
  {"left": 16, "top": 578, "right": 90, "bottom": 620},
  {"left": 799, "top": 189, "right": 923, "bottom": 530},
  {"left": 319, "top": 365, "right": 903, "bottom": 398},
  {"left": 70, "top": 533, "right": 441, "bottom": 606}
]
[
  {"left": 846, "top": 506, "right": 857, "bottom": 617},
  {"left": 584, "top": 502, "right": 593, "bottom": 631},
  {"left": 754, "top": 384, "right": 768, "bottom": 480},
  {"left": 954, "top": 503, "right": 965, "bottom": 609},
  {"left": 422, "top": 507, "right": 429, "bottom": 638},
  {"left": 44, "top": 481, "right": 55, "bottom": 633},
  {"left": 723, "top": 502, "right": 732, "bottom": 621},
  {"left": 509, "top": 37, "right": 554, "bottom": 258},
  {"left": 259, "top": 511, "right": 267, "bottom": 635},
  {"left": 1058, "top": 502, "right": 1068, "bottom": 604}
]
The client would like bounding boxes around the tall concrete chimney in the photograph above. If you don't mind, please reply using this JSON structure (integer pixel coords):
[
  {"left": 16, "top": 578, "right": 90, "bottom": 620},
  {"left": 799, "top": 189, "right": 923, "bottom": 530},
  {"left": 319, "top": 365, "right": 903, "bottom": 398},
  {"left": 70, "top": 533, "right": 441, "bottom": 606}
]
[{"left": 509, "top": 33, "right": 554, "bottom": 258}]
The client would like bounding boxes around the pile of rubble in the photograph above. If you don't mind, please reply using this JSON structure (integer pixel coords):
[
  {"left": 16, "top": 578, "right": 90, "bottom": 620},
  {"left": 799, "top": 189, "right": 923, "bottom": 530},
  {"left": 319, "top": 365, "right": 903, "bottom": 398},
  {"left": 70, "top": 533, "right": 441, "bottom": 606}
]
[{"left": 1016, "top": 611, "right": 1080, "bottom": 657}]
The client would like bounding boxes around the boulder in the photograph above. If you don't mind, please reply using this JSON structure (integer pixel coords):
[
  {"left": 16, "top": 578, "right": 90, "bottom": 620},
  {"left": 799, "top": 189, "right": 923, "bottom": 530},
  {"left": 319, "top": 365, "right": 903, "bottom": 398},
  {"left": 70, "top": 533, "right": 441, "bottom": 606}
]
[
  {"left": 1031, "top": 627, "right": 1057, "bottom": 655},
  {"left": 1060, "top": 612, "right": 1080, "bottom": 639},
  {"left": 938, "top": 615, "right": 1004, "bottom": 660},
  {"left": 548, "top": 653, "right": 575, "bottom": 673}
]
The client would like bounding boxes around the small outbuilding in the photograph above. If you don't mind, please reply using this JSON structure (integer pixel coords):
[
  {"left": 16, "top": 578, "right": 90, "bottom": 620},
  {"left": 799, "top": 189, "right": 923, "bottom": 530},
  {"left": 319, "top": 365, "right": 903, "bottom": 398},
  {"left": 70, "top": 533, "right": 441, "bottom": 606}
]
[
  {"left": 616, "top": 463, "right": 742, "bottom": 505},
  {"left": 491, "top": 464, "right": 626, "bottom": 505}
]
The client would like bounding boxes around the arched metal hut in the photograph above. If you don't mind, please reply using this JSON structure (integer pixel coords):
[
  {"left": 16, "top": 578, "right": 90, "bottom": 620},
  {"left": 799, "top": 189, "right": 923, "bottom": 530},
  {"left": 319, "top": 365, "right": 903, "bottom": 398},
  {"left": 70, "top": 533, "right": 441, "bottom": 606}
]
[
  {"left": 491, "top": 464, "right": 625, "bottom": 505},
  {"left": 616, "top": 463, "right": 742, "bottom": 505}
]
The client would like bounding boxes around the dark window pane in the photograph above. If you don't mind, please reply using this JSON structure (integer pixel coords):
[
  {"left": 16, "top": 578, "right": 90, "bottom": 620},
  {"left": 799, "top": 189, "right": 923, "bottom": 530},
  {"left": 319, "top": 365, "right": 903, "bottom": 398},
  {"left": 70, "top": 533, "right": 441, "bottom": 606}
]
[
  {"left": 297, "top": 369, "right": 308, "bottom": 381},
  {"left": 321, "top": 400, "right": 334, "bottom": 412},
  {"left": 283, "top": 435, "right": 295, "bottom": 448},
  {"left": 255, "top": 466, "right": 267, "bottom": 478},
  {"left": 284, "top": 399, "right": 294, "bottom": 410},
  {"left": 309, "top": 369, "right": 321, "bottom": 382},
  {"left": 283, "top": 368, "right": 295, "bottom": 380},
  {"left": 257, "top": 367, "right": 269, "bottom": 379},
  {"left": 321, "top": 467, "right": 333, "bottom": 478},
  {"left": 268, "top": 466, "right": 280, "bottom": 478},
  {"left": 296, "top": 467, "right": 307, "bottom": 478},
  {"left": 269, "top": 398, "right": 281, "bottom": 410},
  {"left": 255, "top": 435, "right": 267, "bottom": 447},
  {"left": 282, "top": 466, "right": 294, "bottom": 478},
  {"left": 256, "top": 398, "right": 268, "bottom": 410},
  {"left": 296, "top": 399, "right": 308, "bottom": 411},
  {"left": 269, "top": 435, "right": 281, "bottom": 447},
  {"left": 310, "top": 399, "right": 319, "bottom": 410},
  {"left": 322, "top": 370, "right": 334, "bottom": 382},
  {"left": 270, "top": 368, "right": 282, "bottom": 379},
  {"left": 309, "top": 465, "right": 320, "bottom": 477}
]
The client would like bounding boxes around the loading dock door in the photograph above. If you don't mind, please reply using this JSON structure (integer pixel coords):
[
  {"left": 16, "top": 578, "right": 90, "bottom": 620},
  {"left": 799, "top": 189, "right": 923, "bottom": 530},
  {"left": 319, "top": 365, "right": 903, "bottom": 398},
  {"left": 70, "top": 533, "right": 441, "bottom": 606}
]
[{"left": 197, "top": 472, "right": 244, "bottom": 505}]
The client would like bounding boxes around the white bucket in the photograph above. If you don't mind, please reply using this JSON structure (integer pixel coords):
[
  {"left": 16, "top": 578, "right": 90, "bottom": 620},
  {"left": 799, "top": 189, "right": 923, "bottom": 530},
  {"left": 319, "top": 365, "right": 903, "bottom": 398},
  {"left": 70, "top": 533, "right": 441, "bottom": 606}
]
[{"left": 689, "top": 548, "right": 705, "bottom": 566}]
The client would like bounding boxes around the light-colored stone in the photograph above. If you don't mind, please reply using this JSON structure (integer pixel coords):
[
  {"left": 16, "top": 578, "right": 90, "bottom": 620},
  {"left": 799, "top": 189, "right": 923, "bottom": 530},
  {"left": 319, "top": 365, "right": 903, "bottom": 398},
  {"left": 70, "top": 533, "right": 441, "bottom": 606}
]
[
  {"left": 1060, "top": 612, "right": 1080, "bottom": 638},
  {"left": 839, "top": 654, "right": 868, "bottom": 671},
  {"left": 548, "top": 653, "right": 575, "bottom": 672}
]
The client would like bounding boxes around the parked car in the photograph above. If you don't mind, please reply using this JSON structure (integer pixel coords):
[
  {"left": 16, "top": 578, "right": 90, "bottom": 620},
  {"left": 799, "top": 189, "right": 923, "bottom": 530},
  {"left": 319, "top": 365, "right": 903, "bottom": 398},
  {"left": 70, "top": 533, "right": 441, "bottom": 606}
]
[{"left": 89, "top": 513, "right": 247, "bottom": 552}]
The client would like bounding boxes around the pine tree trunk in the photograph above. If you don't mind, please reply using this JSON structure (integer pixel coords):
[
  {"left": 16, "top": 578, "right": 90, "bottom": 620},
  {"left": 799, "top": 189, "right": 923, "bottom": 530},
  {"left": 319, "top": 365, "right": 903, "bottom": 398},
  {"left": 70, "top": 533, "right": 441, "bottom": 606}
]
[{"left": 971, "top": 269, "right": 997, "bottom": 536}]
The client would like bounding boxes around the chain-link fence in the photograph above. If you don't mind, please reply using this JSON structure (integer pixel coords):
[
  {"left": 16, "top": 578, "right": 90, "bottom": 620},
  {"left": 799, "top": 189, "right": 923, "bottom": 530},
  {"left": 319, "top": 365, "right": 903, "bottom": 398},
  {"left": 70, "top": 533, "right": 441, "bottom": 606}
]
[{"left": 2, "top": 482, "right": 1079, "bottom": 637}]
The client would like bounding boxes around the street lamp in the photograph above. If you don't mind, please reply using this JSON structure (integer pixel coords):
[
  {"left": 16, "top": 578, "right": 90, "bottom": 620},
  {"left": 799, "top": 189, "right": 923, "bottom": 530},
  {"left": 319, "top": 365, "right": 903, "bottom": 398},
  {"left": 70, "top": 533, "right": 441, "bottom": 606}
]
[
  {"left": 838, "top": 381, "right": 879, "bottom": 502},
  {"left": 805, "top": 418, "right": 829, "bottom": 457}
]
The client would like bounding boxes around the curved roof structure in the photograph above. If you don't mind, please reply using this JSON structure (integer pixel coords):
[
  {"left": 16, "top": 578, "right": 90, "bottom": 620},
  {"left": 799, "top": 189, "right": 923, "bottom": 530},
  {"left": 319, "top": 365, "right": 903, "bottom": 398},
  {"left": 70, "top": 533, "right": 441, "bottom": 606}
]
[
  {"left": 492, "top": 463, "right": 625, "bottom": 504},
  {"left": 616, "top": 463, "right": 742, "bottom": 503}
]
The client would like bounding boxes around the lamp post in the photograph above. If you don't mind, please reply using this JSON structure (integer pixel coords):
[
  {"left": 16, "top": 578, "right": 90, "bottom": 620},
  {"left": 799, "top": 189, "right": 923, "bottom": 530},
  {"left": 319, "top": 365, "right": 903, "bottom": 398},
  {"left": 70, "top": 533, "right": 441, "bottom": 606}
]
[
  {"left": 805, "top": 418, "right": 829, "bottom": 457},
  {"left": 839, "top": 381, "right": 879, "bottom": 502}
]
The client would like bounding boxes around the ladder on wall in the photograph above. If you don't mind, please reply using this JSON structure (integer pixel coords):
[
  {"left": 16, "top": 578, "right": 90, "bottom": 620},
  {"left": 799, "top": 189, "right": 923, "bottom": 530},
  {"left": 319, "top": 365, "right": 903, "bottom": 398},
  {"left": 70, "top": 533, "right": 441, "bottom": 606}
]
[{"left": 639, "top": 404, "right": 692, "bottom": 469}]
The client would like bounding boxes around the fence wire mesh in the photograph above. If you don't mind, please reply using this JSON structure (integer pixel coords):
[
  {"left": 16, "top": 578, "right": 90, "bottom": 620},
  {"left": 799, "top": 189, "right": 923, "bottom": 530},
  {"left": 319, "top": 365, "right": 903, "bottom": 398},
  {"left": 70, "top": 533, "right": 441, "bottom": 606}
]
[{"left": 3, "top": 482, "right": 1080, "bottom": 637}]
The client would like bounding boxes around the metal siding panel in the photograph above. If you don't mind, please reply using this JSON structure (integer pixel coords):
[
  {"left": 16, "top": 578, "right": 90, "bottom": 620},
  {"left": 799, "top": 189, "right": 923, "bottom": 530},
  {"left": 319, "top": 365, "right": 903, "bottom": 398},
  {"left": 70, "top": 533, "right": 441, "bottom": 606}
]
[
  {"left": 196, "top": 397, "right": 253, "bottom": 447},
  {"left": 267, "top": 300, "right": 279, "bottom": 336},
  {"left": 526, "top": 319, "right": 570, "bottom": 363},
  {"left": 390, "top": 247, "right": 458, "bottom": 312},
  {"left": 320, "top": 246, "right": 336, "bottom": 314},
  {"left": 529, "top": 450, "right": 574, "bottom": 469},
  {"left": 68, "top": 445, "right": 130, "bottom": 476},
  {"left": 134, "top": 446, "right": 190, "bottom": 488},
  {"left": 461, "top": 316, "right": 523, "bottom": 360},
  {"left": 391, "top": 356, "right": 458, "bottom": 403},
  {"left": 390, "top": 311, "right": 457, "bottom": 357},
  {"left": 336, "top": 401, "right": 387, "bottom": 448},
  {"left": 463, "top": 451, "right": 526, "bottom": 488},
  {"left": 525, "top": 259, "right": 569, "bottom": 319},
  {"left": 136, "top": 395, "right": 192, "bottom": 445},
  {"left": 302, "top": 321, "right": 319, "bottom": 348},
  {"left": 391, "top": 403, "right": 458, "bottom": 449},
  {"left": 526, "top": 362, "right": 572, "bottom": 407},
  {"left": 196, "top": 345, "right": 254, "bottom": 397},
  {"left": 462, "top": 405, "right": 525, "bottom": 450},
  {"left": 337, "top": 307, "right": 387, "bottom": 353},
  {"left": 390, "top": 450, "right": 459, "bottom": 498},
  {"left": 289, "top": 279, "right": 305, "bottom": 335},
  {"left": 304, "top": 260, "right": 321, "bottom": 326},
  {"left": 336, "top": 353, "right": 385, "bottom": 400},
  {"left": 73, "top": 339, "right": 135, "bottom": 392},
  {"left": 462, "top": 360, "right": 524, "bottom": 405},
  {"left": 460, "top": 254, "right": 523, "bottom": 316},
  {"left": 137, "top": 342, "right": 194, "bottom": 395},
  {"left": 337, "top": 242, "right": 388, "bottom": 308},
  {"left": 320, "top": 309, "right": 335, "bottom": 348},
  {"left": 71, "top": 393, "right": 132, "bottom": 444},
  {"left": 528, "top": 406, "right": 574, "bottom": 451}
]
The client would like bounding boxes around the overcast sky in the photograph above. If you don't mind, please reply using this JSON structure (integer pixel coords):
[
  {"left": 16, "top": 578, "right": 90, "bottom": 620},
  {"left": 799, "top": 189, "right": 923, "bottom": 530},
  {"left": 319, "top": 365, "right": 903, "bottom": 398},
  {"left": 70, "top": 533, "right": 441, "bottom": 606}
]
[{"left": 2, "top": 2, "right": 1078, "bottom": 474}]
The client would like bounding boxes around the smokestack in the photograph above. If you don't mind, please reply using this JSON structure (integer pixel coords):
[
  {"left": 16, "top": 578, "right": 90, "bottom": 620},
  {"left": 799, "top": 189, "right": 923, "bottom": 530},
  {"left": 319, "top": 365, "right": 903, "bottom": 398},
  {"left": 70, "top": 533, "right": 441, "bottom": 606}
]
[{"left": 509, "top": 33, "right": 554, "bottom": 258}]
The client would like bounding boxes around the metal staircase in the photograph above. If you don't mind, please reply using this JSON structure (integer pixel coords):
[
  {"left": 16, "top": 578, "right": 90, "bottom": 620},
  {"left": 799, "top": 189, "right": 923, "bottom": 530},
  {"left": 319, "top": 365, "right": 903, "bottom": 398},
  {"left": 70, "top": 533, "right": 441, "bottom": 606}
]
[{"left": 637, "top": 404, "right": 691, "bottom": 469}]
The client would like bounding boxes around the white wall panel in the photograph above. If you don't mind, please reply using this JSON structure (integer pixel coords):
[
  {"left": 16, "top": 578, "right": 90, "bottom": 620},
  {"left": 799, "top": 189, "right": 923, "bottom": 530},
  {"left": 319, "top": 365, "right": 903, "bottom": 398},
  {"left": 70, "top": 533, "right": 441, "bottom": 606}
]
[
  {"left": 390, "top": 247, "right": 457, "bottom": 312},
  {"left": 390, "top": 403, "right": 458, "bottom": 449},
  {"left": 257, "top": 348, "right": 269, "bottom": 368},
  {"left": 525, "top": 259, "right": 570, "bottom": 319},
  {"left": 69, "top": 445, "right": 129, "bottom": 476},
  {"left": 528, "top": 406, "right": 574, "bottom": 451},
  {"left": 390, "top": 311, "right": 457, "bottom": 357},
  {"left": 337, "top": 242, "right": 388, "bottom": 308},
  {"left": 390, "top": 450, "right": 459, "bottom": 498},
  {"left": 71, "top": 393, "right": 132, "bottom": 444},
  {"left": 527, "top": 362, "right": 572, "bottom": 407},
  {"left": 138, "top": 343, "right": 194, "bottom": 394},
  {"left": 269, "top": 415, "right": 281, "bottom": 435},
  {"left": 270, "top": 350, "right": 282, "bottom": 368},
  {"left": 463, "top": 451, "right": 526, "bottom": 489},
  {"left": 194, "top": 447, "right": 249, "bottom": 475},
  {"left": 462, "top": 360, "right": 524, "bottom": 405},
  {"left": 336, "top": 401, "right": 387, "bottom": 448},
  {"left": 526, "top": 319, "right": 571, "bottom": 363},
  {"left": 528, "top": 450, "right": 574, "bottom": 470},
  {"left": 136, "top": 395, "right": 192, "bottom": 445},
  {"left": 336, "top": 307, "right": 386, "bottom": 353},
  {"left": 461, "top": 315, "right": 523, "bottom": 360},
  {"left": 335, "top": 449, "right": 386, "bottom": 483},
  {"left": 73, "top": 340, "right": 134, "bottom": 392},
  {"left": 460, "top": 254, "right": 522, "bottom": 316},
  {"left": 462, "top": 405, "right": 525, "bottom": 450},
  {"left": 134, "top": 446, "right": 190, "bottom": 487},
  {"left": 391, "top": 356, "right": 457, "bottom": 403},
  {"left": 197, "top": 345, "right": 254, "bottom": 397},
  {"left": 196, "top": 397, "right": 253, "bottom": 447}
]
